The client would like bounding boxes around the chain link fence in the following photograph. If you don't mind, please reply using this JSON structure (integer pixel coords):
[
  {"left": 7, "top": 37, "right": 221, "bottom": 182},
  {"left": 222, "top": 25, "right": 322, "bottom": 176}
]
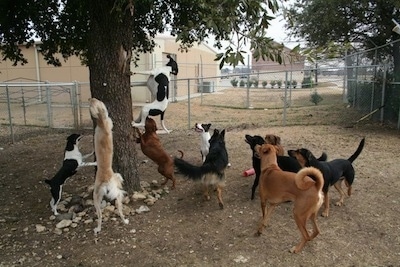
[
  {"left": 345, "top": 39, "right": 400, "bottom": 127},
  {"left": 1, "top": 42, "right": 399, "bottom": 143}
]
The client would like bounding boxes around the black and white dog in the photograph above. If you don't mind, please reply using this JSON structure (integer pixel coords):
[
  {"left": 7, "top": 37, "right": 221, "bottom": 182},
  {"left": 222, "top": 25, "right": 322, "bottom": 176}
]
[
  {"left": 195, "top": 123, "right": 211, "bottom": 162},
  {"left": 44, "top": 134, "right": 96, "bottom": 215},
  {"left": 132, "top": 55, "right": 179, "bottom": 133}
]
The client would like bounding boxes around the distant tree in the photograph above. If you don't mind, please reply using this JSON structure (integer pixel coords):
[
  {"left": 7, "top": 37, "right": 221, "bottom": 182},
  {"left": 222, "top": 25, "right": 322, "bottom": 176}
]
[
  {"left": 286, "top": 0, "right": 400, "bottom": 80},
  {"left": 0, "top": 0, "right": 291, "bottom": 192}
]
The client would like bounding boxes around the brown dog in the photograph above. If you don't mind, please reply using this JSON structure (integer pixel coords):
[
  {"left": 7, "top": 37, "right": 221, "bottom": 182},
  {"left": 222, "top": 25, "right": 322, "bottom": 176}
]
[
  {"left": 134, "top": 117, "right": 178, "bottom": 189},
  {"left": 255, "top": 144, "right": 324, "bottom": 253},
  {"left": 264, "top": 134, "right": 284, "bottom": 156}
]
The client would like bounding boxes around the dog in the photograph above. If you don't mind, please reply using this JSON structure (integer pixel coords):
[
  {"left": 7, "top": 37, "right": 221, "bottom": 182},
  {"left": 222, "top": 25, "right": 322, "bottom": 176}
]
[
  {"left": 89, "top": 98, "right": 129, "bottom": 234},
  {"left": 194, "top": 123, "right": 211, "bottom": 162},
  {"left": 245, "top": 134, "right": 327, "bottom": 200},
  {"left": 132, "top": 56, "right": 179, "bottom": 133},
  {"left": 44, "top": 133, "right": 97, "bottom": 215},
  {"left": 288, "top": 137, "right": 365, "bottom": 217},
  {"left": 264, "top": 134, "right": 284, "bottom": 156},
  {"left": 134, "top": 117, "right": 181, "bottom": 189},
  {"left": 174, "top": 129, "right": 228, "bottom": 209},
  {"left": 166, "top": 54, "right": 178, "bottom": 75},
  {"left": 255, "top": 143, "right": 324, "bottom": 253}
]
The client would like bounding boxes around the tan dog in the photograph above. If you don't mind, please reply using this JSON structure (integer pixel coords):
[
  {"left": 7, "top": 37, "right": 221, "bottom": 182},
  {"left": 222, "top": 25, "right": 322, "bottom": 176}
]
[
  {"left": 134, "top": 117, "right": 178, "bottom": 189},
  {"left": 255, "top": 144, "right": 324, "bottom": 253},
  {"left": 89, "top": 98, "right": 129, "bottom": 234},
  {"left": 264, "top": 134, "right": 284, "bottom": 156}
]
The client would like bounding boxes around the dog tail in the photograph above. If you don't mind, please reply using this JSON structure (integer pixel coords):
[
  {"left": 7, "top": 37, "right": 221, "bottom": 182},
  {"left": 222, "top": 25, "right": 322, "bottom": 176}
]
[
  {"left": 44, "top": 179, "right": 52, "bottom": 186},
  {"left": 174, "top": 158, "right": 216, "bottom": 180},
  {"left": 317, "top": 152, "right": 328, "bottom": 161},
  {"left": 177, "top": 150, "right": 184, "bottom": 159},
  {"left": 104, "top": 173, "right": 126, "bottom": 200},
  {"left": 295, "top": 167, "right": 324, "bottom": 192},
  {"left": 347, "top": 137, "right": 365, "bottom": 163}
]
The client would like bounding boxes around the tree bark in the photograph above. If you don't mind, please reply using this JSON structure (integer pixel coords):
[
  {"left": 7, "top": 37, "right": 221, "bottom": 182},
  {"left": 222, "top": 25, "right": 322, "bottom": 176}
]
[{"left": 86, "top": 1, "right": 140, "bottom": 193}]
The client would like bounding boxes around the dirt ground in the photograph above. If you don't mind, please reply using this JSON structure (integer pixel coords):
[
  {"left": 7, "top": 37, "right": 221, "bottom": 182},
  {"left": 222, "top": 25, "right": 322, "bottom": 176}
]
[{"left": 0, "top": 95, "right": 400, "bottom": 267}]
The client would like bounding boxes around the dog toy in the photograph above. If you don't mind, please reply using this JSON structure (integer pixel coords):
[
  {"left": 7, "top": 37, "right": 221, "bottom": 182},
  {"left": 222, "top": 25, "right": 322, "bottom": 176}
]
[{"left": 242, "top": 168, "right": 255, "bottom": 177}]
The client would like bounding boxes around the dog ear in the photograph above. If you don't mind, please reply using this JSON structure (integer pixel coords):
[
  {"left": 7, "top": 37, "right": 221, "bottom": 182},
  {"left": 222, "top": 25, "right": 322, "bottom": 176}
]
[
  {"left": 220, "top": 129, "right": 225, "bottom": 138},
  {"left": 275, "top": 135, "right": 281, "bottom": 144}
]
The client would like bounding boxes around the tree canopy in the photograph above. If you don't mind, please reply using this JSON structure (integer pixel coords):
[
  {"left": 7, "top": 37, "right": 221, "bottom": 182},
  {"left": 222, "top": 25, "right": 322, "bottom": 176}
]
[
  {"left": 0, "top": 0, "right": 291, "bottom": 192},
  {"left": 285, "top": 0, "right": 400, "bottom": 74},
  {"left": 0, "top": 0, "right": 289, "bottom": 68}
]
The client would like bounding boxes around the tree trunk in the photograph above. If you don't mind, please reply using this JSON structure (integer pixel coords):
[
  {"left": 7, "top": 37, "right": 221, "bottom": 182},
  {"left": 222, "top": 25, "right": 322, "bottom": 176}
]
[{"left": 87, "top": 1, "right": 140, "bottom": 193}]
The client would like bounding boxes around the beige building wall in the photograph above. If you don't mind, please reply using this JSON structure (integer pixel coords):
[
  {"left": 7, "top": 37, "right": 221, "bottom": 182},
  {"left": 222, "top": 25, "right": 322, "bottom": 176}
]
[
  {"left": 131, "top": 35, "right": 220, "bottom": 103},
  {"left": 0, "top": 36, "right": 220, "bottom": 103}
]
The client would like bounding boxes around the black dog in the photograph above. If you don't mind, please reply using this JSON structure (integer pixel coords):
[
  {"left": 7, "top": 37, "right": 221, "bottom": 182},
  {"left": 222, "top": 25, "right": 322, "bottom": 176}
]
[
  {"left": 288, "top": 137, "right": 365, "bottom": 217},
  {"left": 245, "top": 134, "right": 327, "bottom": 200},
  {"left": 174, "top": 129, "right": 229, "bottom": 208},
  {"left": 44, "top": 134, "right": 96, "bottom": 215}
]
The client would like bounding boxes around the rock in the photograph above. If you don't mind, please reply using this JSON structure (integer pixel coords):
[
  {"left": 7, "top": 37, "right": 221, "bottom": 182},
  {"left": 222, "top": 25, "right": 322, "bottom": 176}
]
[
  {"left": 35, "top": 224, "right": 46, "bottom": 233},
  {"left": 53, "top": 228, "right": 62, "bottom": 235},
  {"left": 56, "top": 219, "right": 72, "bottom": 229},
  {"left": 55, "top": 212, "right": 74, "bottom": 221},
  {"left": 135, "top": 205, "right": 150, "bottom": 214},
  {"left": 132, "top": 192, "right": 147, "bottom": 201}
]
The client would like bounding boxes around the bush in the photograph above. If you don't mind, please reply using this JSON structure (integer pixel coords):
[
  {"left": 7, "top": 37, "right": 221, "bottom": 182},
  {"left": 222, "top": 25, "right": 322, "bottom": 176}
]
[
  {"left": 230, "top": 79, "right": 238, "bottom": 87},
  {"left": 270, "top": 80, "right": 277, "bottom": 88},
  {"left": 302, "top": 77, "right": 313, "bottom": 88},
  {"left": 292, "top": 80, "right": 298, "bottom": 88},
  {"left": 277, "top": 80, "right": 282, "bottom": 88},
  {"left": 239, "top": 80, "right": 245, "bottom": 87},
  {"left": 310, "top": 90, "right": 323, "bottom": 105},
  {"left": 252, "top": 79, "right": 259, "bottom": 88},
  {"left": 262, "top": 80, "right": 268, "bottom": 88},
  {"left": 246, "top": 80, "right": 253, "bottom": 88}
]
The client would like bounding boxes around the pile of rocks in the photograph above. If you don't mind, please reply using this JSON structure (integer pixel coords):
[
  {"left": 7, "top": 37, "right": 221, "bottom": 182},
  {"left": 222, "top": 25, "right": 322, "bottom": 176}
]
[{"left": 36, "top": 180, "right": 169, "bottom": 233}]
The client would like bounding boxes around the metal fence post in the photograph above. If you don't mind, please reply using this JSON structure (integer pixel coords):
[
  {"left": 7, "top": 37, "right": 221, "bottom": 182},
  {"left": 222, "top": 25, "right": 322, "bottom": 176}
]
[
  {"left": 380, "top": 64, "right": 387, "bottom": 123},
  {"left": 71, "top": 81, "right": 79, "bottom": 129},
  {"left": 187, "top": 79, "right": 191, "bottom": 129},
  {"left": 6, "top": 85, "right": 15, "bottom": 143},
  {"left": 46, "top": 81, "right": 53, "bottom": 128}
]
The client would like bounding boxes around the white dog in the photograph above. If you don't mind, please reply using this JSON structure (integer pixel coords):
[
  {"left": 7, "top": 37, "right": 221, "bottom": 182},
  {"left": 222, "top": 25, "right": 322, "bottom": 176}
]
[
  {"left": 89, "top": 98, "right": 129, "bottom": 234},
  {"left": 194, "top": 123, "right": 211, "bottom": 162}
]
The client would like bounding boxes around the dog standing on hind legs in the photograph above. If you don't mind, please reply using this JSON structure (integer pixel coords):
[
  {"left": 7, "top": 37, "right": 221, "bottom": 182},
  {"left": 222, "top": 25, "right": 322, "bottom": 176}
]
[
  {"left": 89, "top": 98, "right": 129, "bottom": 234},
  {"left": 44, "top": 133, "right": 97, "bottom": 215},
  {"left": 134, "top": 116, "right": 180, "bottom": 189},
  {"left": 255, "top": 144, "right": 324, "bottom": 253}
]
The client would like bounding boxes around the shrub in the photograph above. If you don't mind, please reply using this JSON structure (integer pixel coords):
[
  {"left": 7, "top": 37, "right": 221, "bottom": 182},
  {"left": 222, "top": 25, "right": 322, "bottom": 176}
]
[
  {"left": 310, "top": 90, "right": 323, "bottom": 105},
  {"left": 239, "top": 79, "right": 245, "bottom": 87},
  {"left": 252, "top": 79, "right": 259, "bottom": 88},
  {"left": 230, "top": 78, "right": 238, "bottom": 87},
  {"left": 262, "top": 80, "right": 268, "bottom": 88},
  {"left": 292, "top": 80, "right": 298, "bottom": 88},
  {"left": 270, "top": 80, "right": 277, "bottom": 88},
  {"left": 302, "top": 77, "right": 313, "bottom": 88},
  {"left": 277, "top": 80, "right": 282, "bottom": 88}
]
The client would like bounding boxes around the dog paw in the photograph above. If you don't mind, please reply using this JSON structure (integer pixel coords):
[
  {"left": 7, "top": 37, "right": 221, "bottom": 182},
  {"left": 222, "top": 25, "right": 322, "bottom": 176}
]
[
  {"left": 219, "top": 203, "right": 224, "bottom": 209},
  {"left": 335, "top": 201, "right": 343, "bottom": 207},
  {"left": 289, "top": 246, "right": 299, "bottom": 254},
  {"left": 321, "top": 211, "right": 329, "bottom": 217}
]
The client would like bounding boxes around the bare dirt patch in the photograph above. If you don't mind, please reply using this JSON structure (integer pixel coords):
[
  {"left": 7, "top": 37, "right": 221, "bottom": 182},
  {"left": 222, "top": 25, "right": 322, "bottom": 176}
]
[{"left": 0, "top": 98, "right": 399, "bottom": 267}]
